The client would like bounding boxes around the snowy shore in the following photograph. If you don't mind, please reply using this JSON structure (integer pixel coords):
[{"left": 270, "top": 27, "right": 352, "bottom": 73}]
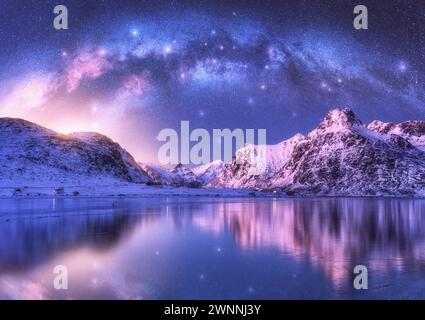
[{"left": 0, "top": 183, "right": 273, "bottom": 198}]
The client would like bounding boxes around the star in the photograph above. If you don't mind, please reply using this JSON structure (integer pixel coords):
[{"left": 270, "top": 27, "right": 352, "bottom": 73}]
[
  {"left": 163, "top": 45, "right": 172, "bottom": 54},
  {"left": 398, "top": 61, "right": 408, "bottom": 73},
  {"left": 98, "top": 48, "right": 107, "bottom": 56}
]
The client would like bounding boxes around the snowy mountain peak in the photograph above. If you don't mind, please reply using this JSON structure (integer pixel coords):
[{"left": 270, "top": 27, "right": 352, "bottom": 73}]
[
  {"left": 368, "top": 120, "right": 425, "bottom": 138},
  {"left": 172, "top": 163, "right": 191, "bottom": 174},
  {"left": 367, "top": 120, "right": 395, "bottom": 134},
  {"left": 318, "top": 108, "right": 362, "bottom": 131},
  {"left": 171, "top": 163, "right": 203, "bottom": 187},
  {"left": 172, "top": 163, "right": 196, "bottom": 177},
  {"left": 367, "top": 119, "right": 425, "bottom": 151}
]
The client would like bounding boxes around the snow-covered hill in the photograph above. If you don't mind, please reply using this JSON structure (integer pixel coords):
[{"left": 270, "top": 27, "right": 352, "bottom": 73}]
[
  {"left": 206, "top": 109, "right": 425, "bottom": 196},
  {"left": 0, "top": 118, "right": 150, "bottom": 187}
]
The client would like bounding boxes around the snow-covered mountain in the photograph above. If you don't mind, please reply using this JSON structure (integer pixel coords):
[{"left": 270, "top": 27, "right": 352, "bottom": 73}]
[
  {"left": 0, "top": 118, "right": 150, "bottom": 186},
  {"left": 206, "top": 134, "right": 304, "bottom": 189},
  {"left": 206, "top": 109, "right": 425, "bottom": 196},
  {"left": 3, "top": 109, "right": 425, "bottom": 196},
  {"left": 140, "top": 163, "right": 203, "bottom": 188}
]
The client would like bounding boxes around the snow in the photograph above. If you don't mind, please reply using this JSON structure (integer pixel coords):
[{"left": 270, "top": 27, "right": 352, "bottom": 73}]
[{"left": 0, "top": 184, "right": 273, "bottom": 198}]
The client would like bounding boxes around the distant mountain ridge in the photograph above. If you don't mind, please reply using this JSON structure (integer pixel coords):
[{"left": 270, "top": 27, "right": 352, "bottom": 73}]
[
  {"left": 2, "top": 109, "right": 425, "bottom": 196},
  {"left": 139, "top": 163, "right": 202, "bottom": 188}
]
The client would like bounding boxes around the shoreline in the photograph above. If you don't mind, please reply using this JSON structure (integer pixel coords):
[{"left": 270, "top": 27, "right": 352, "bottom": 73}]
[{"left": 0, "top": 184, "right": 424, "bottom": 199}]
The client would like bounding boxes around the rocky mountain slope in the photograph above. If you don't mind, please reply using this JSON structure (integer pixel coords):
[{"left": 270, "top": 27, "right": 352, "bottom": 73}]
[{"left": 0, "top": 118, "right": 150, "bottom": 186}]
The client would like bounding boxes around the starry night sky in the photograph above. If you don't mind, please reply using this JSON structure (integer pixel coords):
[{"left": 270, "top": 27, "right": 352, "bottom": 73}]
[{"left": 1, "top": 0, "right": 425, "bottom": 162}]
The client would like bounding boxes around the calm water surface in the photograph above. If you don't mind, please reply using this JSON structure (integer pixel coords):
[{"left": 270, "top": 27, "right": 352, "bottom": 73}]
[{"left": 0, "top": 196, "right": 424, "bottom": 299}]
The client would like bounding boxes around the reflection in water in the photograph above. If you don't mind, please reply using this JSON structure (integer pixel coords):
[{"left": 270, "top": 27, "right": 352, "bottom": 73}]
[
  {"left": 0, "top": 197, "right": 424, "bottom": 299},
  {"left": 192, "top": 199, "right": 425, "bottom": 288},
  {"left": 0, "top": 198, "right": 160, "bottom": 272}
]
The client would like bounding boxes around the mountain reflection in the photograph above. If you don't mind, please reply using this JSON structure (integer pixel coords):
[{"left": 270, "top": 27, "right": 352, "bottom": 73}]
[
  {"left": 0, "top": 198, "right": 161, "bottom": 272},
  {"left": 191, "top": 198, "right": 425, "bottom": 287},
  {"left": 1, "top": 197, "right": 425, "bottom": 298}
]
